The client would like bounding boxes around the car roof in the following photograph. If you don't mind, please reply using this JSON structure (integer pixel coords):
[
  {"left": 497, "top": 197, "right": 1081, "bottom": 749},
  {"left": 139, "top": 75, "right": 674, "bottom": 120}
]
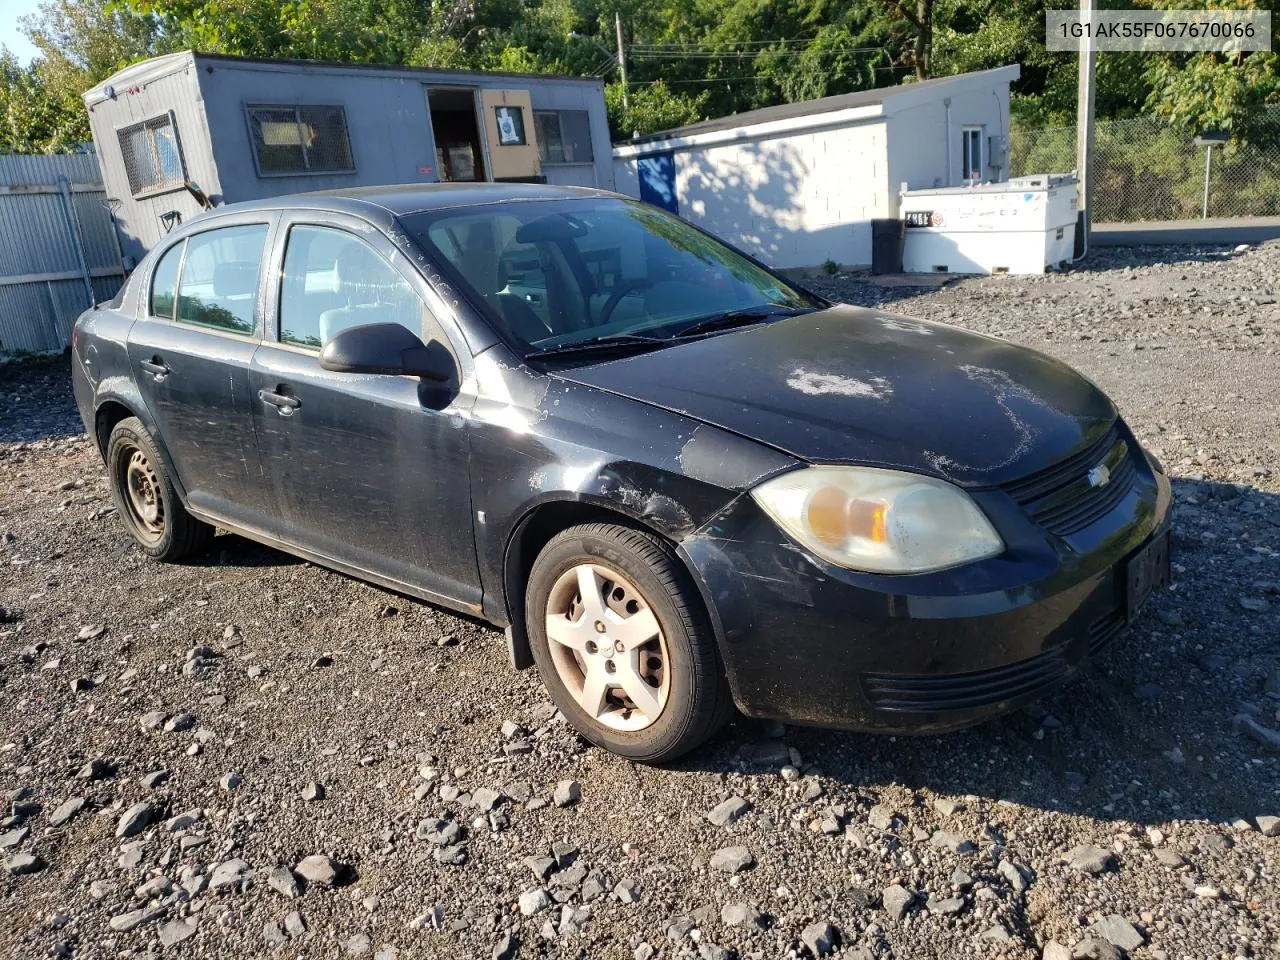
[{"left": 209, "top": 183, "right": 621, "bottom": 220}]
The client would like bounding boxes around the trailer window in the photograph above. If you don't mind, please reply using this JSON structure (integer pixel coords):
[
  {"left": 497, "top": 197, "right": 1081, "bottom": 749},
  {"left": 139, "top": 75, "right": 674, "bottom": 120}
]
[
  {"left": 117, "top": 113, "right": 186, "bottom": 197},
  {"left": 535, "top": 111, "right": 594, "bottom": 165},
  {"left": 247, "top": 105, "right": 355, "bottom": 176}
]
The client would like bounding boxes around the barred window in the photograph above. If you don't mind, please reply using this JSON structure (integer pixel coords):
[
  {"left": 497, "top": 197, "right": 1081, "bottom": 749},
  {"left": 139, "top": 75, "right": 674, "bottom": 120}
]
[
  {"left": 247, "top": 104, "right": 354, "bottom": 176},
  {"left": 117, "top": 113, "right": 186, "bottom": 197},
  {"left": 534, "top": 110, "right": 594, "bottom": 165}
]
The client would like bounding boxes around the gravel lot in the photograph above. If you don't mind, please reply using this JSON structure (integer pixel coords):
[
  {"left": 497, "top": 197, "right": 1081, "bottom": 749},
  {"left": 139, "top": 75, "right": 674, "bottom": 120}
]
[{"left": 2, "top": 242, "right": 1278, "bottom": 960}]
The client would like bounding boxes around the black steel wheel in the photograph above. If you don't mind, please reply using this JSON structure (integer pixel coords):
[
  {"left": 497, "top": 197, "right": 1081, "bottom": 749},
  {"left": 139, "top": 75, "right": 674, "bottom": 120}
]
[{"left": 105, "top": 417, "right": 214, "bottom": 561}]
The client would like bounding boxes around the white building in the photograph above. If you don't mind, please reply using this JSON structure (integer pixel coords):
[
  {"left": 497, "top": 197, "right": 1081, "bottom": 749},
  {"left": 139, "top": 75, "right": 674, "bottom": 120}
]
[{"left": 612, "top": 65, "right": 1020, "bottom": 271}]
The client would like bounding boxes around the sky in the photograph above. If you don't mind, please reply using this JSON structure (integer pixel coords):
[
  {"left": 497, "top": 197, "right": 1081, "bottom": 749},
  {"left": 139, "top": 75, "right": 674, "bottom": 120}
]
[{"left": 1, "top": 0, "right": 45, "bottom": 64}]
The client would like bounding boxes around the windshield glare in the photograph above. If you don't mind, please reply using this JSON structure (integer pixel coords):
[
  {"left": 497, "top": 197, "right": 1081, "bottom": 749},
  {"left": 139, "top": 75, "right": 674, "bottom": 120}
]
[{"left": 404, "top": 198, "right": 818, "bottom": 353}]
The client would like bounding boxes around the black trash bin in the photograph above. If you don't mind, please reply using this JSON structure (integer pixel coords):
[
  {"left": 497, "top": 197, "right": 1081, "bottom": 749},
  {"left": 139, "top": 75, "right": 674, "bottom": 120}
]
[{"left": 871, "top": 218, "right": 905, "bottom": 275}]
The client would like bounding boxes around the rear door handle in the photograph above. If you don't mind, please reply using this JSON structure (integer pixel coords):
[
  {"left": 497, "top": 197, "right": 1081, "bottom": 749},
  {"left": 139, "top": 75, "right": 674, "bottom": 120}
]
[
  {"left": 258, "top": 387, "right": 301, "bottom": 416},
  {"left": 139, "top": 358, "right": 169, "bottom": 380}
]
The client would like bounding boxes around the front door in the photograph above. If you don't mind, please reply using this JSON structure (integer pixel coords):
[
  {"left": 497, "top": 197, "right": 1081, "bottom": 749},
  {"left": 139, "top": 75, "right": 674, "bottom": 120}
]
[
  {"left": 247, "top": 214, "right": 481, "bottom": 609},
  {"left": 126, "top": 216, "right": 276, "bottom": 525},
  {"left": 479, "top": 89, "right": 542, "bottom": 181}
]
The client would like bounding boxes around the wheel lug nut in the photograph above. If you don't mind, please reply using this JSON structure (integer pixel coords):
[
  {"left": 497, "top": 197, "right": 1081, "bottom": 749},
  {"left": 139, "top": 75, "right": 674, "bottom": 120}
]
[
  {"left": 614, "top": 641, "right": 624, "bottom": 653},
  {"left": 594, "top": 621, "right": 606, "bottom": 633}
]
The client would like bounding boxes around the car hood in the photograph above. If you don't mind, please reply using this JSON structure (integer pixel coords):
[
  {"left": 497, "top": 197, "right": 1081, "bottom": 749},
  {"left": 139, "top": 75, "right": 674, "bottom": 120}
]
[{"left": 554, "top": 304, "right": 1118, "bottom": 488}]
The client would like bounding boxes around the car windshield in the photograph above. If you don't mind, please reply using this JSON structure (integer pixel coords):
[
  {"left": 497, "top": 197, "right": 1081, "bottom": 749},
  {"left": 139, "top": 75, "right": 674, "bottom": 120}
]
[{"left": 402, "top": 198, "right": 820, "bottom": 355}]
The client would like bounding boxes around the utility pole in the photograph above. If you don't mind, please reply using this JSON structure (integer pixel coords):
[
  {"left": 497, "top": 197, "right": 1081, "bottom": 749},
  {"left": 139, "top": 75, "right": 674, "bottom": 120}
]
[
  {"left": 615, "top": 12, "right": 630, "bottom": 110},
  {"left": 1075, "top": 0, "right": 1096, "bottom": 256}
]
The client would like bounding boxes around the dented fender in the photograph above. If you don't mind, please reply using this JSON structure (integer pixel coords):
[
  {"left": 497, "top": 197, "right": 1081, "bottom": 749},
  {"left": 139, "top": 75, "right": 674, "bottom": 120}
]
[{"left": 466, "top": 344, "right": 798, "bottom": 660}]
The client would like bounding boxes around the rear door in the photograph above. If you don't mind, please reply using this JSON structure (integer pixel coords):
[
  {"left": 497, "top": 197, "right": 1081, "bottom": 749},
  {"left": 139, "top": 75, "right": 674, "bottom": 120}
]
[
  {"left": 126, "top": 214, "right": 277, "bottom": 525},
  {"left": 247, "top": 213, "right": 481, "bottom": 608}
]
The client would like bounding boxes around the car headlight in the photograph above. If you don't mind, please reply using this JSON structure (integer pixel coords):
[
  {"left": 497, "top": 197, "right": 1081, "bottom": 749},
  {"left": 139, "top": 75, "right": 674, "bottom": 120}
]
[{"left": 750, "top": 466, "right": 1003, "bottom": 573}]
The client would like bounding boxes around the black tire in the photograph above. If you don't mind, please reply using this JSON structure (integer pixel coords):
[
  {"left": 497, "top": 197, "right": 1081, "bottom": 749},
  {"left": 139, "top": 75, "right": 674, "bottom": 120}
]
[
  {"left": 526, "top": 522, "right": 733, "bottom": 763},
  {"left": 105, "top": 417, "right": 214, "bottom": 562}
]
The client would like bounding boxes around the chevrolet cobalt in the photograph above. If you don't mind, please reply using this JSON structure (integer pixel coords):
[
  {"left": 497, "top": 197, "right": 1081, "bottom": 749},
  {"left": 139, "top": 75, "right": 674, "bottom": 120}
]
[{"left": 72, "top": 185, "right": 1170, "bottom": 762}]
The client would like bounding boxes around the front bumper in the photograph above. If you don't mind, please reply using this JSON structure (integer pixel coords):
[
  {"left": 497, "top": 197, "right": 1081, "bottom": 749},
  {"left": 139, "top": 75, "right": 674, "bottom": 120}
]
[{"left": 679, "top": 443, "right": 1173, "bottom": 733}]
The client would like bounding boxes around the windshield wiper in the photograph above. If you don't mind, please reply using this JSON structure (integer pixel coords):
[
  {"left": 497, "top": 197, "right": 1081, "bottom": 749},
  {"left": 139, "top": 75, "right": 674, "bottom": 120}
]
[
  {"left": 524, "top": 333, "right": 668, "bottom": 361},
  {"left": 672, "top": 305, "right": 814, "bottom": 340}
]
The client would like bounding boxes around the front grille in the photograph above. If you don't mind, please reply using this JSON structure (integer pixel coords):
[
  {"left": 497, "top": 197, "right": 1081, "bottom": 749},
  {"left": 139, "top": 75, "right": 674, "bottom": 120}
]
[
  {"left": 862, "top": 647, "right": 1072, "bottom": 713},
  {"left": 1003, "top": 424, "right": 1138, "bottom": 537},
  {"left": 1087, "top": 609, "right": 1126, "bottom": 656}
]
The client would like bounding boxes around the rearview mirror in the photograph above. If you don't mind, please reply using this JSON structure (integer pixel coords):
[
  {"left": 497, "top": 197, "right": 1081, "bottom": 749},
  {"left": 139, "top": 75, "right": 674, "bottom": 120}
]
[{"left": 319, "top": 323, "right": 454, "bottom": 382}]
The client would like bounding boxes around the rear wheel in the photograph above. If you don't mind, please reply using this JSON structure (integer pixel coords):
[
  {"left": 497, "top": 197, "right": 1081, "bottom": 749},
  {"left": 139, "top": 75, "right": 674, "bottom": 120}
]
[
  {"left": 526, "top": 523, "right": 732, "bottom": 763},
  {"left": 106, "top": 417, "right": 214, "bottom": 561}
]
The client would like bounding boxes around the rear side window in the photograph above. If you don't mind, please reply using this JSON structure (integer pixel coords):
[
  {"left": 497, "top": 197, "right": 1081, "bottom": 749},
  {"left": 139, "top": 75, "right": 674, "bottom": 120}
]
[
  {"left": 176, "top": 224, "right": 269, "bottom": 335},
  {"left": 278, "top": 225, "right": 424, "bottom": 350},
  {"left": 150, "top": 241, "right": 183, "bottom": 319}
]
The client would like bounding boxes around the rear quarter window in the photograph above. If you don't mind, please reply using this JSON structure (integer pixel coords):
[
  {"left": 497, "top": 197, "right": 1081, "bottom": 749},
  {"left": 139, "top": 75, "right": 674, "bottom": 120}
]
[{"left": 149, "top": 241, "right": 183, "bottom": 319}]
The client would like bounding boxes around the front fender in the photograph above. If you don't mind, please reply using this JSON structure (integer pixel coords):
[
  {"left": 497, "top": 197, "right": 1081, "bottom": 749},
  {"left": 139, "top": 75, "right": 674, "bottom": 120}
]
[{"left": 469, "top": 362, "right": 799, "bottom": 663}]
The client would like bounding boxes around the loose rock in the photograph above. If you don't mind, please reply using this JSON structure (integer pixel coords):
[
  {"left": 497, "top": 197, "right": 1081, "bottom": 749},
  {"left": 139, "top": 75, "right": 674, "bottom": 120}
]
[{"left": 709, "top": 845, "right": 755, "bottom": 874}]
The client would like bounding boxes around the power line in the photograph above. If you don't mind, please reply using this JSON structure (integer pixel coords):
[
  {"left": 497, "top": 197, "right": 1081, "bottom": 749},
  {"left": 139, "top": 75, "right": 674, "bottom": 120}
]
[
  {"left": 619, "top": 62, "right": 903, "bottom": 85},
  {"left": 624, "top": 74, "right": 761, "bottom": 86},
  {"left": 629, "top": 49, "right": 883, "bottom": 61},
  {"left": 631, "top": 37, "right": 831, "bottom": 48}
]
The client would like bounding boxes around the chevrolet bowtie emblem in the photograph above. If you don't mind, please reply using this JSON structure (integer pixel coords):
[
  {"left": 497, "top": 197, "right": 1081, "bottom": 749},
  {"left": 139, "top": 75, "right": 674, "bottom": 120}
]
[{"left": 1087, "top": 463, "right": 1111, "bottom": 488}]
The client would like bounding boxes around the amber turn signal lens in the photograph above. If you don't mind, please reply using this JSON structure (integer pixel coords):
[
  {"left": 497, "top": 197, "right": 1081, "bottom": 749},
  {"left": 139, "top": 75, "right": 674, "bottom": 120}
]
[
  {"left": 805, "top": 487, "right": 889, "bottom": 546},
  {"left": 847, "top": 498, "right": 889, "bottom": 543}
]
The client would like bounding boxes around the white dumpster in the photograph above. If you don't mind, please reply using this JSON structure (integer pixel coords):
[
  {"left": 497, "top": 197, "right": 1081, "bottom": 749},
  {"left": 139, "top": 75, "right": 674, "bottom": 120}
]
[{"left": 899, "top": 175, "right": 1078, "bottom": 275}]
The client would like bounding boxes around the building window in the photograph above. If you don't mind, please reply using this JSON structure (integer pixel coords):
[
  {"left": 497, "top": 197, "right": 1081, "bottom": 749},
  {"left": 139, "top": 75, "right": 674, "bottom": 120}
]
[
  {"left": 961, "top": 126, "right": 984, "bottom": 182},
  {"left": 535, "top": 111, "right": 594, "bottom": 164},
  {"left": 117, "top": 113, "right": 186, "bottom": 197},
  {"left": 247, "top": 104, "right": 354, "bottom": 176}
]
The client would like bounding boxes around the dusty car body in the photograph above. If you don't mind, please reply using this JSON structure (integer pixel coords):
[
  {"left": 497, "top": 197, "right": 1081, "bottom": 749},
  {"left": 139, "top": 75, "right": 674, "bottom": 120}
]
[{"left": 71, "top": 184, "right": 1171, "bottom": 761}]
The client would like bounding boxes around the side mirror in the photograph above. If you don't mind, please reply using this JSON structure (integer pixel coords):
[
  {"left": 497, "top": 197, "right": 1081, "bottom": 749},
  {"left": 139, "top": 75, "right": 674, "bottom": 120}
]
[{"left": 319, "top": 322, "right": 454, "bottom": 382}]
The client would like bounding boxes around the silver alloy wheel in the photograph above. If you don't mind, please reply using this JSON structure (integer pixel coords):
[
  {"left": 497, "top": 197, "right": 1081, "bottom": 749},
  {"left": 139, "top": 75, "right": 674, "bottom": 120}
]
[
  {"left": 123, "top": 448, "right": 164, "bottom": 544},
  {"left": 544, "top": 563, "right": 670, "bottom": 731}
]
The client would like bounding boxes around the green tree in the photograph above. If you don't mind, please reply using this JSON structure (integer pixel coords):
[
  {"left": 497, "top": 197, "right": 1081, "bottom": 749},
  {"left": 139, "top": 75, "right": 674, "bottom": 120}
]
[
  {"left": 606, "top": 80, "right": 709, "bottom": 139},
  {"left": 0, "top": 52, "right": 79, "bottom": 152},
  {"left": 1141, "top": 0, "right": 1280, "bottom": 144}
]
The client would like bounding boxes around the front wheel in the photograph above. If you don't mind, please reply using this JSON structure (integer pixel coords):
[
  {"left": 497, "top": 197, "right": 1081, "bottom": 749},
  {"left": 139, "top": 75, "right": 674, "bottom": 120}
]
[
  {"left": 525, "top": 523, "right": 733, "bottom": 763},
  {"left": 105, "top": 417, "right": 214, "bottom": 562}
]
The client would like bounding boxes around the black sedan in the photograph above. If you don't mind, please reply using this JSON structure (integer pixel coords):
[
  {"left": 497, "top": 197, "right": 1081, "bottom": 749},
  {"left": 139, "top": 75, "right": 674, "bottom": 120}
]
[{"left": 71, "top": 184, "right": 1171, "bottom": 763}]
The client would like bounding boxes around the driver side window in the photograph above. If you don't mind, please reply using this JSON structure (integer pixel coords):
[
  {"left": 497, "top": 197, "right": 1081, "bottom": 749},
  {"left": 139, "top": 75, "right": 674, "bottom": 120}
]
[{"left": 278, "top": 225, "right": 424, "bottom": 350}]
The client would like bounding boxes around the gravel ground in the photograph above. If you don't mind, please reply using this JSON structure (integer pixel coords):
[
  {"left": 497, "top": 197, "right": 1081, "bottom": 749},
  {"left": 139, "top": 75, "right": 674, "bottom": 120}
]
[{"left": 2, "top": 242, "right": 1278, "bottom": 960}]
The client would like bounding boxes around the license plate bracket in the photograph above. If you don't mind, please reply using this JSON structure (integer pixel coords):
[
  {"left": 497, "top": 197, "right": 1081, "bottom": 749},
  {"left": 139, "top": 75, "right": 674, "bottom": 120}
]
[{"left": 1125, "top": 530, "right": 1171, "bottom": 621}]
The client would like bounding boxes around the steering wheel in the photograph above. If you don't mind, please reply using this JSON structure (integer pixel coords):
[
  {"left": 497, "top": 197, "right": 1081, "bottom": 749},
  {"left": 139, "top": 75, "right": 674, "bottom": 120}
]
[{"left": 599, "top": 278, "right": 651, "bottom": 324}]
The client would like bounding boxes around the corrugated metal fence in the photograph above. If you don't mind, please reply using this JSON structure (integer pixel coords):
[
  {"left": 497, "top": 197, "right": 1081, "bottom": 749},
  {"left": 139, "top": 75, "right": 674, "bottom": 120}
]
[{"left": 0, "top": 153, "right": 126, "bottom": 356}]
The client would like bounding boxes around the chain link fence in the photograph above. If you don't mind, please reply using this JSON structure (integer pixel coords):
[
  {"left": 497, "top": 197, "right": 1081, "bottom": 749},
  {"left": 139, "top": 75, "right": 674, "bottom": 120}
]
[{"left": 1010, "top": 110, "right": 1280, "bottom": 221}]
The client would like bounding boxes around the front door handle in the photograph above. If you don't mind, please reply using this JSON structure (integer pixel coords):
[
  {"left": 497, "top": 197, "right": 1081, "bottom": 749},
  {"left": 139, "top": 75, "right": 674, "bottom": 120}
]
[
  {"left": 258, "top": 387, "right": 301, "bottom": 416},
  {"left": 139, "top": 358, "right": 169, "bottom": 381}
]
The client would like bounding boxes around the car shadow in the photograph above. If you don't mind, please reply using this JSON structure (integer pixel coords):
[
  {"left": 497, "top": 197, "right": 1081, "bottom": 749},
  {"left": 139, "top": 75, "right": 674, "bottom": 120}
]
[
  {"left": 201, "top": 532, "right": 307, "bottom": 568},
  {"left": 680, "top": 475, "right": 1280, "bottom": 830}
]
